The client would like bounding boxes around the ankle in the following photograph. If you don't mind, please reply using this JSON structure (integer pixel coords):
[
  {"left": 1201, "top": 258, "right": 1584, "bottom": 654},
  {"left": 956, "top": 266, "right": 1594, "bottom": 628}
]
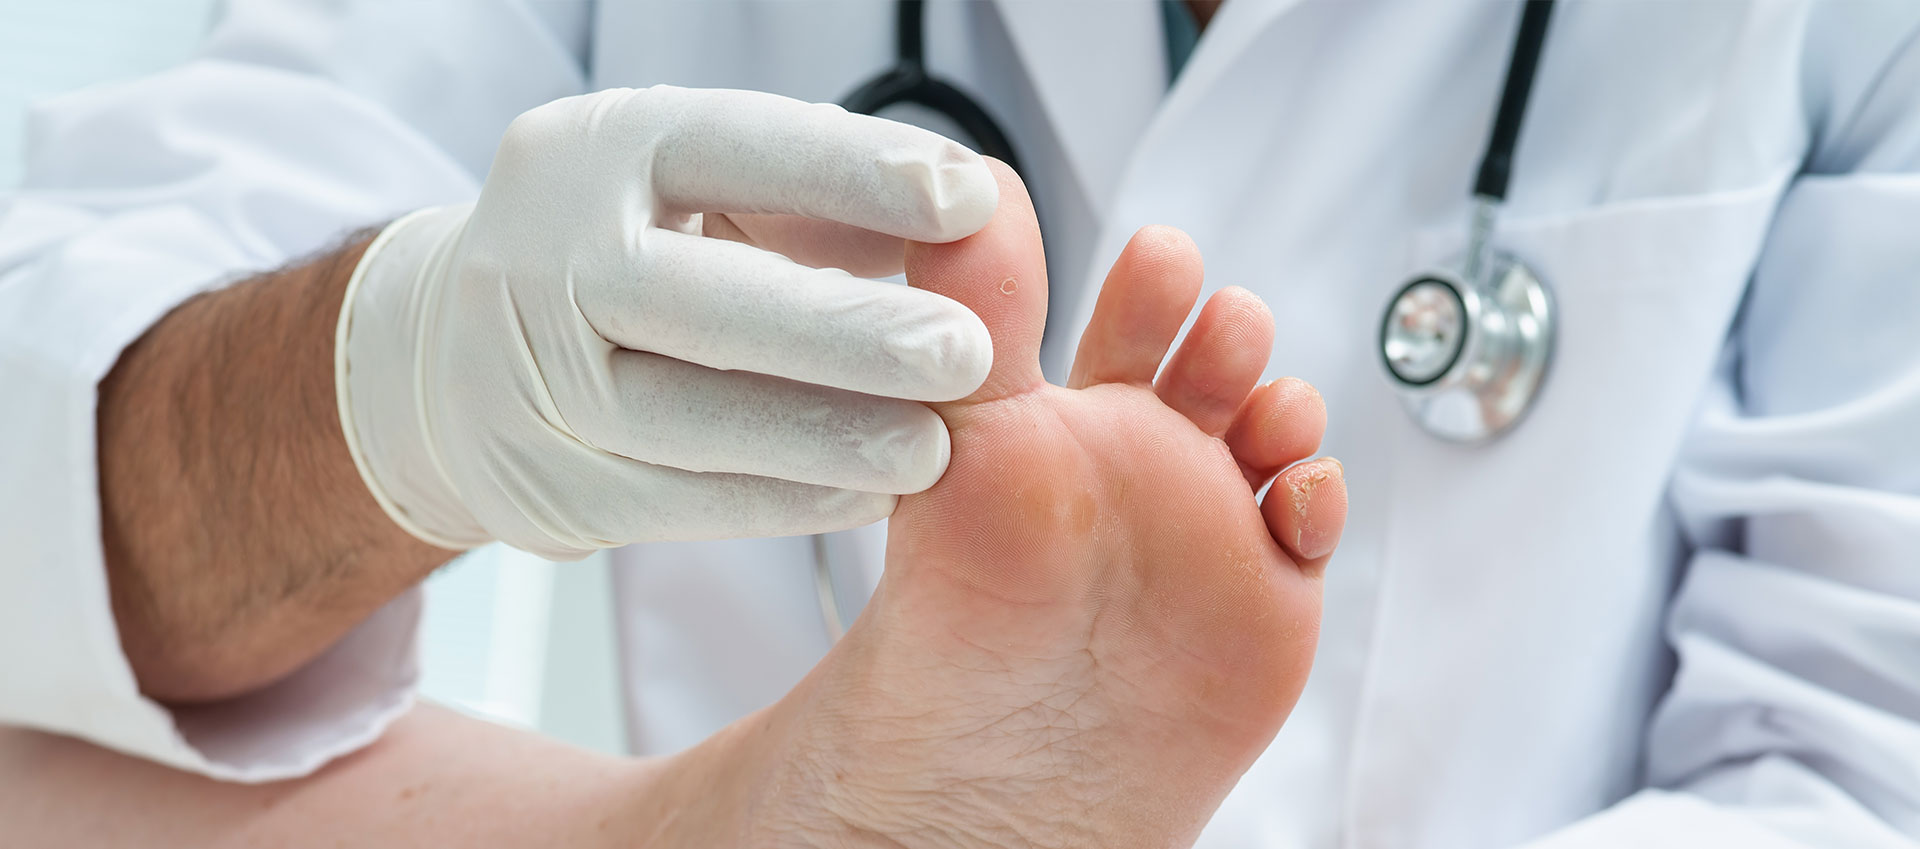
[
  {"left": 613, "top": 709, "right": 783, "bottom": 847},
  {"left": 625, "top": 699, "right": 887, "bottom": 848},
  {"left": 761, "top": 672, "right": 1097, "bottom": 849}
]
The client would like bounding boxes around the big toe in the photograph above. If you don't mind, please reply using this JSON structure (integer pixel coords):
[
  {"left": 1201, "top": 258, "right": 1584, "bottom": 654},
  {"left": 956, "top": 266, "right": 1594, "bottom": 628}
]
[{"left": 904, "top": 159, "right": 1048, "bottom": 404}]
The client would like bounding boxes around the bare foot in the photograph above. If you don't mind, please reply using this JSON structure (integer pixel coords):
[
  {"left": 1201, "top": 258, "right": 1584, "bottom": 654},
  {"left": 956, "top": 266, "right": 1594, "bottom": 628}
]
[{"left": 688, "top": 162, "right": 1348, "bottom": 848}]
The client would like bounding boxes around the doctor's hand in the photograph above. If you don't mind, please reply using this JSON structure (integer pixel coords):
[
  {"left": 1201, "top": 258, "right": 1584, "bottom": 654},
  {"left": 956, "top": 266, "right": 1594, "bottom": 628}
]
[{"left": 340, "top": 86, "right": 998, "bottom": 559}]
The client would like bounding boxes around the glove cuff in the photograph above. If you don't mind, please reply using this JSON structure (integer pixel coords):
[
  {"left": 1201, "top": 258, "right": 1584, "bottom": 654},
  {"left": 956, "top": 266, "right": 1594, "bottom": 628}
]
[{"left": 335, "top": 205, "right": 488, "bottom": 550}]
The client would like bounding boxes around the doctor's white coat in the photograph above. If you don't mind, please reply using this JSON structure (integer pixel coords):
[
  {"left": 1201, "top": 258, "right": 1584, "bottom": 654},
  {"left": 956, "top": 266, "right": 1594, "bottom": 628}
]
[{"left": 3, "top": 1, "right": 1920, "bottom": 847}]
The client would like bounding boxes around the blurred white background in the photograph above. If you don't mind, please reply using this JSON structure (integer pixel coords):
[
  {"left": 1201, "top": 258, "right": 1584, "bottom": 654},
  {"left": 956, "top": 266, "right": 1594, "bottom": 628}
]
[{"left": 0, "top": 0, "right": 627, "bottom": 755}]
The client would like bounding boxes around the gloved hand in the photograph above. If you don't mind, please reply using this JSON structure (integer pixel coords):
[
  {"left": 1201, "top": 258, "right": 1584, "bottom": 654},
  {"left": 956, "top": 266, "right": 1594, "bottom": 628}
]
[{"left": 335, "top": 86, "right": 997, "bottom": 560}]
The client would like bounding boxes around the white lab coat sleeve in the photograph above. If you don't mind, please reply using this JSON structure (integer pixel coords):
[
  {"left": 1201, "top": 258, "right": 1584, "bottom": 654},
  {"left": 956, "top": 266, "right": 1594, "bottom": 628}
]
[
  {"left": 1521, "top": 15, "right": 1920, "bottom": 848},
  {"left": 0, "top": 0, "right": 583, "bottom": 781}
]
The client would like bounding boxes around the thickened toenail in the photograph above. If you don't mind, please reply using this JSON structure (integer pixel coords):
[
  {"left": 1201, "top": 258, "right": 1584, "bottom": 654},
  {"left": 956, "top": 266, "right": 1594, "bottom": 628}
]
[{"left": 1291, "top": 458, "right": 1344, "bottom": 561}]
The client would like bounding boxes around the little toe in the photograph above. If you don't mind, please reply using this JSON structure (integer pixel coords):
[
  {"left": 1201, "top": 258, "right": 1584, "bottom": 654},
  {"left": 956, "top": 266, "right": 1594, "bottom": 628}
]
[
  {"left": 1065, "top": 226, "right": 1204, "bottom": 389},
  {"left": 1225, "top": 377, "right": 1327, "bottom": 489},
  {"left": 1154, "top": 287, "right": 1274, "bottom": 436},
  {"left": 1261, "top": 458, "right": 1348, "bottom": 577}
]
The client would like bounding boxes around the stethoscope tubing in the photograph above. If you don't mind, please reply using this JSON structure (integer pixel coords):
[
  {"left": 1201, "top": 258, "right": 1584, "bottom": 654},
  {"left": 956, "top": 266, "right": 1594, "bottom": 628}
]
[
  {"left": 840, "top": 0, "right": 1024, "bottom": 175},
  {"left": 1473, "top": 0, "right": 1555, "bottom": 205}
]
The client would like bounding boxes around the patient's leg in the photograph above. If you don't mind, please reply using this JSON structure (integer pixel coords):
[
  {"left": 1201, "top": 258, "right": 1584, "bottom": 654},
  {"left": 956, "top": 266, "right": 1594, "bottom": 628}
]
[{"left": 732, "top": 161, "right": 1347, "bottom": 848}]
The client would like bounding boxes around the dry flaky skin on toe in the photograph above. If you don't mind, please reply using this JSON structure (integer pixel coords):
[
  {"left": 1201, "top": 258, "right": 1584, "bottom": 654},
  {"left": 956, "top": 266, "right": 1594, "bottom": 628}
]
[{"left": 729, "top": 161, "right": 1339, "bottom": 849}]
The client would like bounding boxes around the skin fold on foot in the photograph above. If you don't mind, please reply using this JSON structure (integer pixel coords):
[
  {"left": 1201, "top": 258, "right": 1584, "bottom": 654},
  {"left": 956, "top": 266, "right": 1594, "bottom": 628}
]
[{"left": 711, "top": 161, "right": 1349, "bottom": 849}]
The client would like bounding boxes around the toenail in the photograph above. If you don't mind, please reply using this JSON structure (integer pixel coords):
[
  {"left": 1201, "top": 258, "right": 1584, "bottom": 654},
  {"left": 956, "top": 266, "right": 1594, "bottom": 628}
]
[{"left": 1291, "top": 458, "right": 1344, "bottom": 560}]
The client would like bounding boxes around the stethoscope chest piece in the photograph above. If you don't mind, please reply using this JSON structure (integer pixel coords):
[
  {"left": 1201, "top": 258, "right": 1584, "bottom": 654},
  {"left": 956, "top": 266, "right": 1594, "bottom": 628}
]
[
  {"left": 1380, "top": 0, "right": 1558, "bottom": 443},
  {"left": 1381, "top": 255, "right": 1553, "bottom": 442}
]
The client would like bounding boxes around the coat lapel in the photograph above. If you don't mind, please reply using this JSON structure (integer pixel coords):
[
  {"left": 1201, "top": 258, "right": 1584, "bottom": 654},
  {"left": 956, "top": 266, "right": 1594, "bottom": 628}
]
[{"left": 989, "top": 0, "right": 1167, "bottom": 210}]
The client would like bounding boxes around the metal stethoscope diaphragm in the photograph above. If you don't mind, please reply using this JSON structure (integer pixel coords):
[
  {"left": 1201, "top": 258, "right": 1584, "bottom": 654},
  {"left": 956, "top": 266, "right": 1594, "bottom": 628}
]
[{"left": 1380, "top": 199, "right": 1555, "bottom": 442}]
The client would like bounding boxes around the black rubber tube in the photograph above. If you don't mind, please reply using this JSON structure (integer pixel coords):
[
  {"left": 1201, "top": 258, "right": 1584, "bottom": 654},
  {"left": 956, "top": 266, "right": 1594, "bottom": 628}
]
[{"left": 1473, "top": 0, "right": 1556, "bottom": 201}]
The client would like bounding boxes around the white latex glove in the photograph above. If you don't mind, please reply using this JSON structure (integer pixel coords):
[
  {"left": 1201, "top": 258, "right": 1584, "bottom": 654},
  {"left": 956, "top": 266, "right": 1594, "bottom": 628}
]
[{"left": 335, "top": 86, "right": 997, "bottom": 559}]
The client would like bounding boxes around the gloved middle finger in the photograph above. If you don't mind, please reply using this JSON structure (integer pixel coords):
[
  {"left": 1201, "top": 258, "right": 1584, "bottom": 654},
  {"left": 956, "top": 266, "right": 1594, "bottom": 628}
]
[{"left": 559, "top": 348, "right": 954, "bottom": 495}]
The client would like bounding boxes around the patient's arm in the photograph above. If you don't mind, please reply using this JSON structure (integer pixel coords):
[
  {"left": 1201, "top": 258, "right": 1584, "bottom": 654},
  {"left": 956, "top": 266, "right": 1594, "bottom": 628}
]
[{"left": 0, "top": 703, "right": 745, "bottom": 848}]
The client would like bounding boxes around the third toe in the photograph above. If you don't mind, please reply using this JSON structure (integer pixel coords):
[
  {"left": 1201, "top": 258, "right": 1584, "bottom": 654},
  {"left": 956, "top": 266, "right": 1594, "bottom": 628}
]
[{"left": 1155, "top": 287, "right": 1275, "bottom": 436}]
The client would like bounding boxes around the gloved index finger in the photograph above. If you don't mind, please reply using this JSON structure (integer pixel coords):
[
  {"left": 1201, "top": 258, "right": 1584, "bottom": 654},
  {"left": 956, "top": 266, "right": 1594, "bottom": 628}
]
[
  {"left": 644, "top": 86, "right": 999, "bottom": 244},
  {"left": 584, "top": 228, "right": 993, "bottom": 403}
]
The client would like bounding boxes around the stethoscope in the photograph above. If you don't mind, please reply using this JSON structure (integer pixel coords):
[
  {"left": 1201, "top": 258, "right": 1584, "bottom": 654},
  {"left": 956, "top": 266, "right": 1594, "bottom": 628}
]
[
  {"left": 1380, "top": 0, "right": 1557, "bottom": 443},
  {"left": 817, "top": 0, "right": 1559, "bottom": 640}
]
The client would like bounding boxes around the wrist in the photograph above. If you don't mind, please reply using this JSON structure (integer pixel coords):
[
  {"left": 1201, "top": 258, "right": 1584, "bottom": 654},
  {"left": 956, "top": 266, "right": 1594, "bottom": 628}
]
[
  {"left": 99, "top": 227, "right": 455, "bottom": 700},
  {"left": 336, "top": 204, "right": 484, "bottom": 550}
]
